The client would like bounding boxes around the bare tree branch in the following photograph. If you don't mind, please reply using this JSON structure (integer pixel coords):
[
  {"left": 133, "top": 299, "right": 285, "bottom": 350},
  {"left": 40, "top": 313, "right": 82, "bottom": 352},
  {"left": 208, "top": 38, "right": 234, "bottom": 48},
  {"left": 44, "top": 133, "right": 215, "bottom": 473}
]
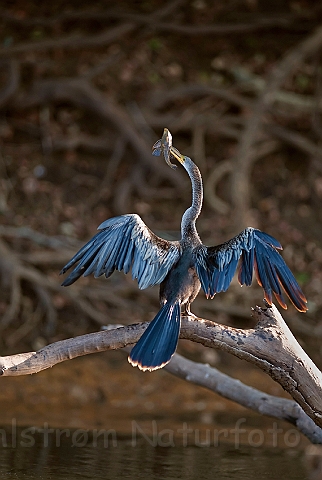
[
  {"left": 0, "top": 23, "right": 136, "bottom": 56},
  {"left": 0, "top": 238, "right": 108, "bottom": 328},
  {"left": 0, "top": 11, "right": 299, "bottom": 57},
  {"left": 230, "top": 24, "right": 322, "bottom": 231},
  {"left": 0, "top": 59, "right": 20, "bottom": 108},
  {"left": 267, "top": 123, "right": 322, "bottom": 161},
  {"left": 149, "top": 84, "right": 251, "bottom": 111},
  {"left": 0, "top": 1, "right": 185, "bottom": 56},
  {"left": 0, "top": 3, "right": 185, "bottom": 28},
  {"left": 11, "top": 77, "right": 185, "bottom": 189},
  {"left": 1, "top": 303, "right": 321, "bottom": 432},
  {"left": 165, "top": 354, "right": 322, "bottom": 444}
]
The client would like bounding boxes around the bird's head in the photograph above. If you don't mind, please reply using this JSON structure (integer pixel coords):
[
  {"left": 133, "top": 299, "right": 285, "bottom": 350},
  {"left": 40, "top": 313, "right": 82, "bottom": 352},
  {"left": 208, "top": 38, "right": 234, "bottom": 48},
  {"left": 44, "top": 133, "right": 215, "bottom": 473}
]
[{"left": 152, "top": 128, "right": 188, "bottom": 169}]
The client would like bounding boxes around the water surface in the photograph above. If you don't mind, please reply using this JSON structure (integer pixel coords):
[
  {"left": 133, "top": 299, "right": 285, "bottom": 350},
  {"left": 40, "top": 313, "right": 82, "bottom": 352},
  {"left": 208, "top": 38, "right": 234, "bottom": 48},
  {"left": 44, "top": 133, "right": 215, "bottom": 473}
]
[{"left": 0, "top": 427, "right": 308, "bottom": 480}]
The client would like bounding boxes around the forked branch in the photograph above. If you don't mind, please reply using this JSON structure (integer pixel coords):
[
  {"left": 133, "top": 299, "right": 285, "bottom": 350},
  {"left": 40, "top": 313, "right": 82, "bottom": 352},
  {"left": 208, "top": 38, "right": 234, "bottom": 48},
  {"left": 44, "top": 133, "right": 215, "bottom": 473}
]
[{"left": 0, "top": 303, "right": 321, "bottom": 435}]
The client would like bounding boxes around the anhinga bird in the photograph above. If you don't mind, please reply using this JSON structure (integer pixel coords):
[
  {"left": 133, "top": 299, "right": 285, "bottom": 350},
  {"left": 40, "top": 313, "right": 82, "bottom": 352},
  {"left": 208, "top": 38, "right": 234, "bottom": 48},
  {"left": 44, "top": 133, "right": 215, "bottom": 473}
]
[{"left": 61, "top": 129, "right": 307, "bottom": 371}]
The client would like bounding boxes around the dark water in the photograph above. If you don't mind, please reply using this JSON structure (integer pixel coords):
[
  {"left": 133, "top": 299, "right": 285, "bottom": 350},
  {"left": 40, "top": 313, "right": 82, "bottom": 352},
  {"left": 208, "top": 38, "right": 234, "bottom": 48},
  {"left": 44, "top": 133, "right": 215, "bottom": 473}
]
[{"left": 0, "top": 427, "right": 309, "bottom": 480}]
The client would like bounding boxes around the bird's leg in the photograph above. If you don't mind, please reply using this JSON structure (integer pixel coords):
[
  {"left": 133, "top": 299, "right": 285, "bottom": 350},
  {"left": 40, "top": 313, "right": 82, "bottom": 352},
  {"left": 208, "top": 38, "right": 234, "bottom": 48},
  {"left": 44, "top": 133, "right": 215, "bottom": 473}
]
[{"left": 182, "top": 303, "right": 197, "bottom": 319}]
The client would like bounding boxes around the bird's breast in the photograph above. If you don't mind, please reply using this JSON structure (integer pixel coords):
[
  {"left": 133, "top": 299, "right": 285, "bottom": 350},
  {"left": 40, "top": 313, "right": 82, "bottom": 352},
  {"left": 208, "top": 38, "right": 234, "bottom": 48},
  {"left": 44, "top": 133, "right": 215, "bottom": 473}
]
[{"left": 159, "top": 253, "right": 201, "bottom": 305}]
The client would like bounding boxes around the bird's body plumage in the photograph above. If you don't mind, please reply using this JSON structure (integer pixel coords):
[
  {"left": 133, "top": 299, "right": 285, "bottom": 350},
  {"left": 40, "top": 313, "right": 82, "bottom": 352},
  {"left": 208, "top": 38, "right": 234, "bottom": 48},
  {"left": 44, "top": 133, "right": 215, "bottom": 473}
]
[{"left": 61, "top": 129, "right": 307, "bottom": 371}]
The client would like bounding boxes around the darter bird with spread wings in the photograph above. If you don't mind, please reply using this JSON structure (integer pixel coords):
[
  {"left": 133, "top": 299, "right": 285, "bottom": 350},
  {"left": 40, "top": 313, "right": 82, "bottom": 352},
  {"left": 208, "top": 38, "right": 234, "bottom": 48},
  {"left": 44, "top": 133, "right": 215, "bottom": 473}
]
[{"left": 61, "top": 128, "right": 307, "bottom": 371}]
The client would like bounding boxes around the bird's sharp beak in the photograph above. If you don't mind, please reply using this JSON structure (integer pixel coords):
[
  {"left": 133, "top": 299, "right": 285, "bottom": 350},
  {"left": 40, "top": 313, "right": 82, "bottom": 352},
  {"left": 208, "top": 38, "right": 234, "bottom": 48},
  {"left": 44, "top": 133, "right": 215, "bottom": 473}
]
[{"left": 170, "top": 147, "right": 185, "bottom": 164}]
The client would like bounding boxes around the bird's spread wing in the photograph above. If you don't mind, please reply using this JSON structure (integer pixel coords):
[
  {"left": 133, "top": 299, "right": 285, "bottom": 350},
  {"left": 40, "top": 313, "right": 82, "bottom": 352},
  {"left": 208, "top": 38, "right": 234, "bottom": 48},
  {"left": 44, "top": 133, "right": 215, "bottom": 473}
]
[
  {"left": 193, "top": 227, "right": 307, "bottom": 312},
  {"left": 61, "top": 214, "right": 181, "bottom": 289}
]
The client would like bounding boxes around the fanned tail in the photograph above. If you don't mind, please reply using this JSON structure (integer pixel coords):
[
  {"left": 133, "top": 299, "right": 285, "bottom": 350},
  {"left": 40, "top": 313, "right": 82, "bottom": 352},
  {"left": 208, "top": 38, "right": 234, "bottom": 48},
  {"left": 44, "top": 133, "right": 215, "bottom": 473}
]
[{"left": 128, "top": 302, "right": 181, "bottom": 371}]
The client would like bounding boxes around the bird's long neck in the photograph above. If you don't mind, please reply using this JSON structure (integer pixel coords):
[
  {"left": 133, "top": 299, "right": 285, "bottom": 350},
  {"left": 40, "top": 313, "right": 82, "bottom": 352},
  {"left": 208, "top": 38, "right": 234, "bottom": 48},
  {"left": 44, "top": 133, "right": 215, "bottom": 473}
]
[{"left": 180, "top": 157, "right": 203, "bottom": 244}]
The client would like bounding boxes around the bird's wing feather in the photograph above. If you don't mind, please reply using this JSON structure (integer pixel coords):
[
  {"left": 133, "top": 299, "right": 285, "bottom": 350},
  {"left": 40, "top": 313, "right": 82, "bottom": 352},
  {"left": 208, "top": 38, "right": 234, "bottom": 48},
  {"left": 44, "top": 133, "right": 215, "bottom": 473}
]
[
  {"left": 194, "top": 227, "right": 307, "bottom": 312},
  {"left": 61, "top": 214, "right": 181, "bottom": 289}
]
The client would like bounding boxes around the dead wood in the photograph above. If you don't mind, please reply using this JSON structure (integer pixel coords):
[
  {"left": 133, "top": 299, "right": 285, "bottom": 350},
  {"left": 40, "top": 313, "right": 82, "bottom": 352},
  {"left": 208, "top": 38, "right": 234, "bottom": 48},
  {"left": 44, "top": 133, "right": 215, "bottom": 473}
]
[
  {"left": 0, "top": 303, "right": 321, "bottom": 435},
  {"left": 165, "top": 354, "right": 322, "bottom": 444}
]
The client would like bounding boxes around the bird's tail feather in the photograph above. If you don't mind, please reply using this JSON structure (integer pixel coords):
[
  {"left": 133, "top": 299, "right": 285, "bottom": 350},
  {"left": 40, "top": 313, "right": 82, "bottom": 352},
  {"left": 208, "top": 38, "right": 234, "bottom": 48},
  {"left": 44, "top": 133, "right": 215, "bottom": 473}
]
[{"left": 128, "top": 302, "right": 181, "bottom": 371}]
